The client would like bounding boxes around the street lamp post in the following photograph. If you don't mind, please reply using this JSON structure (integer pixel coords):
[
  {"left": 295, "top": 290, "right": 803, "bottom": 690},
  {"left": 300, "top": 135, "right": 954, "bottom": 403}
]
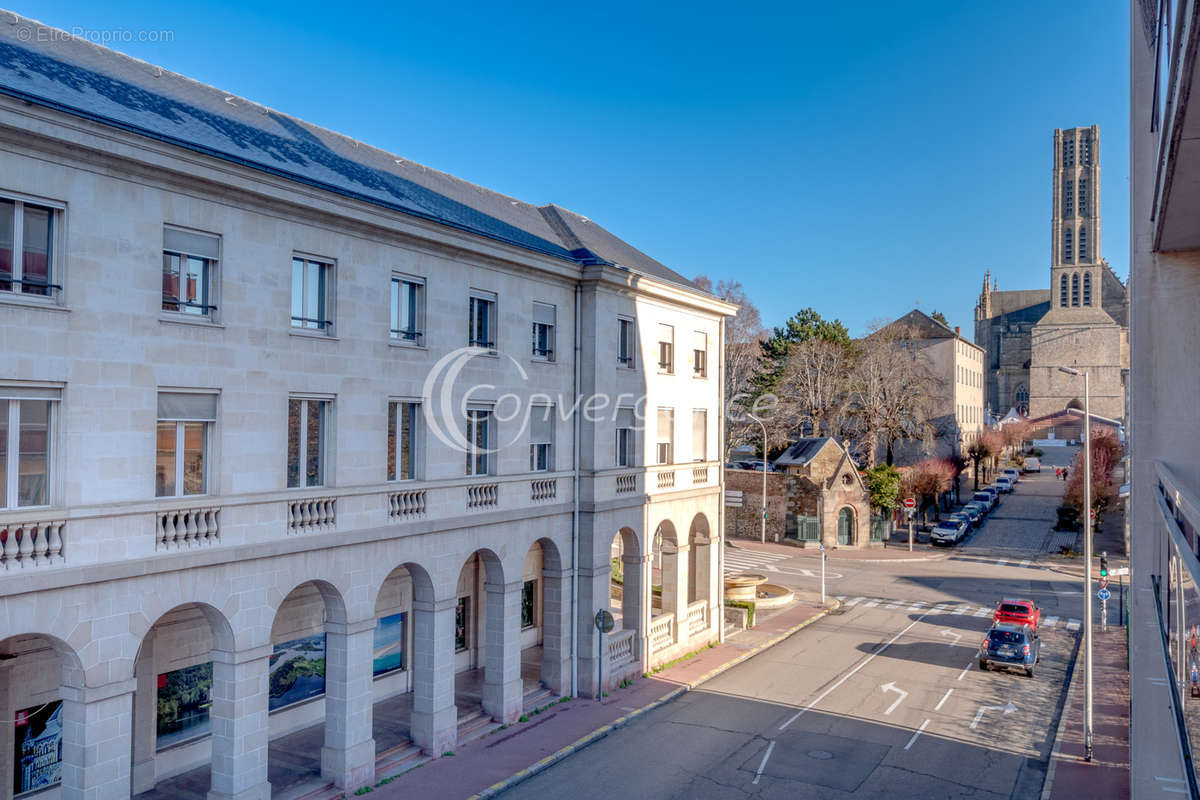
[
  {"left": 1059, "top": 366, "right": 1093, "bottom": 761},
  {"left": 747, "top": 413, "right": 768, "bottom": 544}
]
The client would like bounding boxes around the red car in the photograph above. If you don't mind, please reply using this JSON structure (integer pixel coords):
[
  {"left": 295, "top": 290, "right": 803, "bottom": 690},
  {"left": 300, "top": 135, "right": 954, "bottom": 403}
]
[{"left": 993, "top": 598, "right": 1041, "bottom": 631}]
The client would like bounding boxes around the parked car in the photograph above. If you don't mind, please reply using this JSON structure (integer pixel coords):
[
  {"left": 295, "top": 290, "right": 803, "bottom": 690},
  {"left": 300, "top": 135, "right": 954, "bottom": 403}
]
[
  {"left": 961, "top": 503, "right": 986, "bottom": 525},
  {"left": 948, "top": 511, "right": 974, "bottom": 531},
  {"left": 978, "top": 622, "right": 1041, "bottom": 677},
  {"left": 995, "top": 476, "right": 1014, "bottom": 493},
  {"left": 979, "top": 486, "right": 1001, "bottom": 505},
  {"left": 1002, "top": 468, "right": 1020, "bottom": 484},
  {"left": 993, "top": 598, "right": 1042, "bottom": 631},
  {"left": 1024, "top": 457, "right": 1041, "bottom": 473},
  {"left": 931, "top": 518, "right": 968, "bottom": 546},
  {"left": 972, "top": 491, "right": 997, "bottom": 512}
]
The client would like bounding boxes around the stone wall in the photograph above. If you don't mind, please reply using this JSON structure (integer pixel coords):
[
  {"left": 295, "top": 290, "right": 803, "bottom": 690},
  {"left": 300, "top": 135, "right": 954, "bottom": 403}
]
[{"left": 724, "top": 469, "right": 785, "bottom": 541}]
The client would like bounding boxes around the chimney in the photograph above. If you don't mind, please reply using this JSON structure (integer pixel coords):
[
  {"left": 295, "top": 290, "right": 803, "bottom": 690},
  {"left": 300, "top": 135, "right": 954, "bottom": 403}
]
[{"left": 955, "top": 326, "right": 961, "bottom": 335}]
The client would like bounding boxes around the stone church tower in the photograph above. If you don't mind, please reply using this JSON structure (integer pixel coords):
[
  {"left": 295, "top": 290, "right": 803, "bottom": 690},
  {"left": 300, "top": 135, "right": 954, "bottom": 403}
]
[{"left": 975, "top": 126, "right": 1129, "bottom": 422}]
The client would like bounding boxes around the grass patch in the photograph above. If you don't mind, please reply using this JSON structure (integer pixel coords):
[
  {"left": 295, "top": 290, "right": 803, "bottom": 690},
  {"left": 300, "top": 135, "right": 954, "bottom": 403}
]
[
  {"left": 442, "top": 750, "right": 455, "bottom": 757},
  {"left": 354, "top": 787, "right": 373, "bottom": 795},
  {"left": 725, "top": 598, "right": 756, "bottom": 627},
  {"left": 645, "top": 641, "right": 718, "bottom": 675},
  {"left": 518, "top": 713, "right": 529, "bottom": 722}
]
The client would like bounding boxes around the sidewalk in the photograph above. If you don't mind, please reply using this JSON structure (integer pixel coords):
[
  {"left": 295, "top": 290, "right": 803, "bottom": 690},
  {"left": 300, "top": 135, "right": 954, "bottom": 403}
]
[
  {"left": 1043, "top": 627, "right": 1130, "bottom": 800},
  {"left": 361, "top": 598, "right": 834, "bottom": 799},
  {"left": 729, "top": 538, "right": 947, "bottom": 562}
]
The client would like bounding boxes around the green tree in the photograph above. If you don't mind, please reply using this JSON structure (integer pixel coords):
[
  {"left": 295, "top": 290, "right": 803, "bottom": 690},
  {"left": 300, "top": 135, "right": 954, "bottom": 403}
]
[
  {"left": 930, "top": 310, "right": 949, "bottom": 327},
  {"left": 862, "top": 464, "right": 902, "bottom": 512},
  {"left": 755, "top": 308, "right": 851, "bottom": 395}
]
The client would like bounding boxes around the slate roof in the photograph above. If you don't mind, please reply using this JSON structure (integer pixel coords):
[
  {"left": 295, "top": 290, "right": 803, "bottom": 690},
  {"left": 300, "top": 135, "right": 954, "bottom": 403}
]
[
  {"left": 774, "top": 437, "right": 836, "bottom": 467},
  {"left": 988, "top": 289, "right": 1051, "bottom": 319},
  {"left": 0, "top": 14, "right": 698, "bottom": 290}
]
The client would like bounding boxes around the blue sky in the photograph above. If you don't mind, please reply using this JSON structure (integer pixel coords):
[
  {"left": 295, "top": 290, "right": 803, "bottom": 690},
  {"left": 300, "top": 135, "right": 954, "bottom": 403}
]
[{"left": 23, "top": 0, "right": 1129, "bottom": 335}]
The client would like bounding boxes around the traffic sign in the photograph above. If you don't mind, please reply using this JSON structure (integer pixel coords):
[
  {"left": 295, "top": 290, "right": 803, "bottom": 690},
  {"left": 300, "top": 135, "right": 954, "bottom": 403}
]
[
  {"left": 903, "top": 497, "right": 916, "bottom": 509},
  {"left": 725, "top": 490, "right": 744, "bottom": 508},
  {"left": 1098, "top": 577, "right": 1108, "bottom": 590},
  {"left": 1109, "top": 566, "right": 1129, "bottom": 577},
  {"left": 1097, "top": 588, "right": 1111, "bottom": 601},
  {"left": 594, "top": 609, "right": 615, "bottom": 633}
]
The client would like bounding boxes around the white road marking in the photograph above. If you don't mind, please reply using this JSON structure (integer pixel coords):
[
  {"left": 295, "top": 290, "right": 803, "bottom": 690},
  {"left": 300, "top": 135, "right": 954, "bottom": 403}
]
[
  {"left": 935, "top": 688, "right": 954, "bottom": 711},
  {"left": 932, "top": 603, "right": 948, "bottom": 611},
  {"left": 1019, "top": 559, "right": 1031, "bottom": 568},
  {"left": 904, "top": 719, "right": 930, "bottom": 750},
  {"left": 880, "top": 682, "right": 908, "bottom": 715},
  {"left": 845, "top": 597, "right": 865, "bottom": 607},
  {"left": 939, "top": 629, "right": 963, "bottom": 647},
  {"left": 970, "top": 701, "right": 1017, "bottom": 729},
  {"left": 779, "top": 613, "right": 930, "bottom": 730},
  {"left": 957, "top": 660, "right": 974, "bottom": 681},
  {"left": 864, "top": 599, "right": 881, "bottom": 608},
  {"left": 973, "top": 607, "right": 989, "bottom": 617},
  {"left": 885, "top": 600, "right": 904, "bottom": 610},
  {"left": 752, "top": 740, "right": 775, "bottom": 785},
  {"left": 1043, "top": 616, "right": 1059, "bottom": 628},
  {"left": 909, "top": 601, "right": 927, "bottom": 612},
  {"left": 954, "top": 605, "right": 970, "bottom": 615},
  {"left": 995, "top": 558, "right": 1008, "bottom": 567},
  {"left": 1066, "top": 619, "right": 1081, "bottom": 631}
]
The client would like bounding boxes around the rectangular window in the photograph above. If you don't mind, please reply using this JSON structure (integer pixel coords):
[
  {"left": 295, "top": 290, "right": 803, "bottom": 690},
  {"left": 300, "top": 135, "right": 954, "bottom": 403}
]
[
  {"left": 615, "top": 407, "right": 635, "bottom": 467},
  {"left": 521, "top": 579, "right": 536, "bottom": 629},
  {"left": 291, "top": 256, "right": 332, "bottom": 332},
  {"left": 693, "top": 331, "right": 707, "bottom": 377},
  {"left": 469, "top": 291, "right": 496, "bottom": 348},
  {"left": 692, "top": 409, "right": 707, "bottom": 462},
  {"left": 156, "top": 392, "right": 216, "bottom": 497},
  {"left": 532, "top": 302, "right": 556, "bottom": 360},
  {"left": 156, "top": 662, "right": 213, "bottom": 749},
  {"left": 455, "top": 597, "right": 469, "bottom": 652},
  {"left": 529, "top": 404, "right": 553, "bottom": 472},
  {"left": 387, "top": 401, "right": 420, "bottom": 481},
  {"left": 0, "top": 388, "right": 58, "bottom": 509},
  {"left": 657, "top": 323, "right": 674, "bottom": 373},
  {"left": 390, "top": 274, "right": 424, "bottom": 343},
  {"left": 656, "top": 407, "right": 674, "bottom": 465},
  {"left": 372, "top": 612, "right": 406, "bottom": 676},
  {"left": 617, "top": 316, "right": 635, "bottom": 368},
  {"left": 287, "top": 398, "right": 328, "bottom": 488},
  {"left": 466, "top": 407, "right": 493, "bottom": 476},
  {"left": 0, "top": 197, "right": 60, "bottom": 298},
  {"left": 162, "top": 228, "right": 219, "bottom": 318}
]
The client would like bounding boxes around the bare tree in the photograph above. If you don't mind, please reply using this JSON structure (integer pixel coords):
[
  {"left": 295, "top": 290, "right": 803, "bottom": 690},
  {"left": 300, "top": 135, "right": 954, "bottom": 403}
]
[{"left": 776, "top": 338, "right": 853, "bottom": 440}]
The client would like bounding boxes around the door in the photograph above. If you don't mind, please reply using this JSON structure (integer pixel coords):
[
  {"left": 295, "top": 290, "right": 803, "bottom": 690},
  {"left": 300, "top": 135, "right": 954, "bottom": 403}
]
[{"left": 837, "top": 507, "right": 853, "bottom": 545}]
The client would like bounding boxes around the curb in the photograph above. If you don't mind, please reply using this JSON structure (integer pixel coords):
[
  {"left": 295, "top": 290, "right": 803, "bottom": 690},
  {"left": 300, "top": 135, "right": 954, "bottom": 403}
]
[
  {"left": 1039, "top": 628, "right": 1085, "bottom": 800},
  {"left": 467, "top": 600, "right": 841, "bottom": 799}
]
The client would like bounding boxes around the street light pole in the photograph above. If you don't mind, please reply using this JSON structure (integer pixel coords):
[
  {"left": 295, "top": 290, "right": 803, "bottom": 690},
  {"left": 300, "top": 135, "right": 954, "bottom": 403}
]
[
  {"left": 1060, "top": 366, "right": 1093, "bottom": 761},
  {"left": 747, "top": 413, "right": 768, "bottom": 544}
]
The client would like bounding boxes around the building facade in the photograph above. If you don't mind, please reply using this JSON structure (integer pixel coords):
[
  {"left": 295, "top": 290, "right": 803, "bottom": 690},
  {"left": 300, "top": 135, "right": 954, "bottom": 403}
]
[
  {"left": 0, "top": 16, "right": 734, "bottom": 800},
  {"left": 974, "top": 127, "right": 1129, "bottom": 422},
  {"left": 774, "top": 438, "right": 876, "bottom": 548}
]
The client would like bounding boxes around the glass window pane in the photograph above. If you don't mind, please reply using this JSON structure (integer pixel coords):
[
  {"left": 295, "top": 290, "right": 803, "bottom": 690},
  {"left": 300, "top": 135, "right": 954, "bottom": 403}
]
[
  {"left": 184, "top": 256, "right": 207, "bottom": 315},
  {"left": 0, "top": 399, "right": 7, "bottom": 507},
  {"left": 287, "top": 399, "right": 301, "bottom": 487},
  {"left": 163, "top": 253, "right": 181, "bottom": 311},
  {"left": 17, "top": 400, "right": 49, "bottom": 506},
  {"left": 21, "top": 205, "right": 51, "bottom": 296},
  {"left": 399, "top": 403, "right": 413, "bottom": 480},
  {"left": 389, "top": 279, "right": 400, "bottom": 336},
  {"left": 305, "top": 262, "right": 323, "bottom": 328},
  {"left": 306, "top": 400, "right": 323, "bottom": 487},
  {"left": 156, "top": 421, "right": 177, "bottom": 497},
  {"left": 182, "top": 422, "right": 206, "bottom": 495},
  {"left": 0, "top": 199, "right": 14, "bottom": 291},
  {"left": 405, "top": 283, "right": 419, "bottom": 336},
  {"left": 521, "top": 580, "right": 535, "bottom": 628},
  {"left": 387, "top": 401, "right": 397, "bottom": 481},
  {"left": 291, "top": 259, "right": 305, "bottom": 327}
]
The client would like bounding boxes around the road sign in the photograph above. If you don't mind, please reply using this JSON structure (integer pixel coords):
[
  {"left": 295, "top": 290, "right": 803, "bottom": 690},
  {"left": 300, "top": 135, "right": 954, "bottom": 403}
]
[
  {"left": 1097, "top": 588, "right": 1111, "bottom": 601},
  {"left": 725, "top": 490, "right": 744, "bottom": 508},
  {"left": 903, "top": 497, "right": 916, "bottom": 509},
  {"left": 594, "top": 609, "right": 615, "bottom": 633},
  {"left": 818, "top": 543, "right": 825, "bottom": 552},
  {"left": 1098, "top": 577, "right": 1108, "bottom": 590},
  {"left": 1109, "top": 566, "right": 1129, "bottom": 576}
]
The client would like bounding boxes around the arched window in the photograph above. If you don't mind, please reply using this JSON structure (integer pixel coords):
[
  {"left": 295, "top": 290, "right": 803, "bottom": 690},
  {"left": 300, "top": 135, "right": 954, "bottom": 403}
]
[
  {"left": 1071, "top": 273, "right": 1080, "bottom": 306},
  {"left": 1083, "top": 273, "right": 1092, "bottom": 306},
  {"left": 1064, "top": 228, "right": 1073, "bottom": 261},
  {"left": 1063, "top": 182, "right": 1074, "bottom": 217},
  {"left": 1015, "top": 385, "right": 1029, "bottom": 416},
  {"left": 1078, "top": 178, "right": 1088, "bottom": 215},
  {"left": 1063, "top": 139, "right": 1074, "bottom": 167},
  {"left": 1081, "top": 139, "right": 1091, "bottom": 166},
  {"left": 1078, "top": 226, "right": 1088, "bottom": 260},
  {"left": 1060, "top": 273, "right": 1069, "bottom": 306}
]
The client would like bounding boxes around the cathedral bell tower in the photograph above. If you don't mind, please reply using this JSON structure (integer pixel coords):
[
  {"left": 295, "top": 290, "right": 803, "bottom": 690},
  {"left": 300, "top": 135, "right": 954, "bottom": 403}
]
[{"left": 1050, "top": 126, "right": 1102, "bottom": 312}]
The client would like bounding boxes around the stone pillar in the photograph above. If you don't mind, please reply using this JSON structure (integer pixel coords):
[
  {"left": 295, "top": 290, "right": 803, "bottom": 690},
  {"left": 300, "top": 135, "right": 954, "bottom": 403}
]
[
  {"left": 540, "top": 567, "right": 572, "bottom": 696},
  {"left": 321, "top": 619, "right": 376, "bottom": 792},
  {"left": 664, "top": 542, "right": 690, "bottom": 644},
  {"left": 208, "top": 646, "right": 271, "bottom": 800},
  {"left": 621, "top": 553, "right": 647, "bottom": 663},
  {"left": 694, "top": 539, "right": 713, "bottom": 630},
  {"left": 59, "top": 679, "right": 135, "bottom": 800},
  {"left": 0, "top": 660, "right": 14, "bottom": 800},
  {"left": 131, "top": 638, "right": 158, "bottom": 794},
  {"left": 574, "top": 563, "right": 608, "bottom": 699},
  {"left": 482, "top": 580, "right": 524, "bottom": 723},
  {"left": 410, "top": 597, "right": 457, "bottom": 755}
]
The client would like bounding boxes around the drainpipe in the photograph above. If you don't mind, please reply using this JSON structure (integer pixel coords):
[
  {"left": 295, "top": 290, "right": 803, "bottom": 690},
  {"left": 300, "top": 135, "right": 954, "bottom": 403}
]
[
  {"left": 717, "top": 315, "right": 727, "bottom": 643},
  {"left": 570, "top": 284, "right": 581, "bottom": 698}
]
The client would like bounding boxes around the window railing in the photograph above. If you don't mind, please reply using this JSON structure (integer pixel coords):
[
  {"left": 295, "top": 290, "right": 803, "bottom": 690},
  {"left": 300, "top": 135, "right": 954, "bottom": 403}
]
[
  {"left": 0, "top": 277, "right": 63, "bottom": 294},
  {"left": 163, "top": 298, "right": 218, "bottom": 313},
  {"left": 469, "top": 338, "right": 496, "bottom": 348},
  {"left": 291, "top": 315, "right": 332, "bottom": 329},
  {"left": 533, "top": 347, "right": 554, "bottom": 359},
  {"left": 617, "top": 354, "right": 634, "bottom": 367},
  {"left": 390, "top": 327, "right": 423, "bottom": 343}
]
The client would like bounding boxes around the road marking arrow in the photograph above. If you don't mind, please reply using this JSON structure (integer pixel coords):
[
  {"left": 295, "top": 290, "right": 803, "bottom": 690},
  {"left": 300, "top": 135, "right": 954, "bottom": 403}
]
[
  {"left": 970, "top": 701, "right": 1017, "bottom": 729},
  {"left": 939, "top": 629, "right": 963, "bottom": 646},
  {"left": 880, "top": 682, "right": 908, "bottom": 715}
]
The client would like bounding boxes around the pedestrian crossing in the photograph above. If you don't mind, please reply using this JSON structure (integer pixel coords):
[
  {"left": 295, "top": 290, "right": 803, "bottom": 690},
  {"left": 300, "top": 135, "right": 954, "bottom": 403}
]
[
  {"left": 723, "top": 548, "right": 793, "bottom": 573},
  {"left": 833, "top": 595, "right": 1081, "bottom": 630},
  {"left": 948, "top": 555, "right": 1047, "bottom": 570}
]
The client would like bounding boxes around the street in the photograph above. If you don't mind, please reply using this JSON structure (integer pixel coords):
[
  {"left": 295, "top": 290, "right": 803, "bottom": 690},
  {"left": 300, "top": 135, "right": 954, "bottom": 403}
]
[{"left": 511, "top": 455, "right": 1103, "bottom": 798}]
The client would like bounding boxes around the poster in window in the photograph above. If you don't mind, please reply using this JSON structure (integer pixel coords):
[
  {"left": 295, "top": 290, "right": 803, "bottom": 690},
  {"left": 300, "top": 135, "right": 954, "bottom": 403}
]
[
  {"left": 373, "top": 612, "right": 406, "bottom": 676},
  {"left": 13, "top": 701, "right": 62, "bottom": 795},
  {"left": 268, "top": 634, "right": 326, "bottom": 711},
  {"left": 156, "top": 662, "right": 213, "bottom": 749}
]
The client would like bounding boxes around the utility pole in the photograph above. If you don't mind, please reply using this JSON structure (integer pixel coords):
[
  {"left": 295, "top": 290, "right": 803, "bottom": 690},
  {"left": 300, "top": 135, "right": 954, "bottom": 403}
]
[{"left": 747, "top": 413, "right": 768, "bottom": 544}]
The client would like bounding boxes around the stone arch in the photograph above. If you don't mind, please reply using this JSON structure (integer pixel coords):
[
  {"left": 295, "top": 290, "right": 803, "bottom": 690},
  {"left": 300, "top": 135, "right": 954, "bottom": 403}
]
[
  {"left": 1083, "top": 272, "right": 1092, "bottom": 305},
  {"left": 1066, "top": 398, "right": 1084, "bottom": 411},
  {"left": 687, "top": 513, "right": 712, "bottom": 607},
  {"left": 456, "top": 548, "right": 520, "bottom": 722},
  {"left": 837, "top": 506, "right": 857, "bottom": 546},
  {"left": 1071, "top": 272, "right": 1080, "bottom": 306},
  {"left": 520, "top": 537, "right": 570, "bottom": 695},
  {"left": 1060, "top": 273, "right": 1069, "bottom": 307},
  {"left": 652, "top": 519, "right": 683, "bottom": 646},
  {"left": 610, "top": 526, "right": 643, "bottom": 634}
]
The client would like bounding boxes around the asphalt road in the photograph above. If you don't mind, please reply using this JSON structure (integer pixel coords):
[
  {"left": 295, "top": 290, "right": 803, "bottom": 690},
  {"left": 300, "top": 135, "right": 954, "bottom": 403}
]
[{"left": 510, "top": 466, "right": 1099, "bottom": 799}]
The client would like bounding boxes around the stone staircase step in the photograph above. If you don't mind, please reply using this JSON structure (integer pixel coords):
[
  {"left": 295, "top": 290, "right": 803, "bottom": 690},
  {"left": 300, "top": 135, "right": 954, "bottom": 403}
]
[
  {"left": 375, "top": 742, "right": 429, "bottom": 776},
  {"left": 456, "top": 716, "right": 503, "bottom": 746},
  {"left": 523, "top": 687, "right": 555, "bottom": 711}
]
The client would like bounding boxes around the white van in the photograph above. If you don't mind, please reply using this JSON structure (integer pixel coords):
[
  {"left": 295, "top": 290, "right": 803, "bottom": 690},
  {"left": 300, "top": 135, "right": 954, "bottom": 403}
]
[{"left": 1024, "top": 457, "right": 1041, "bottom": 473}]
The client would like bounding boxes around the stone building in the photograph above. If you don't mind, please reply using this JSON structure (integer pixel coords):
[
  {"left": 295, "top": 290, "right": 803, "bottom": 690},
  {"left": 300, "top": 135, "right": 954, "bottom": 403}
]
[
  {"left": 974, "top": 126, "right": 1129, "bottom": 422},
  {"left": 774, "top": 438, "right": 875, "bottom": 548},
  {"left": 0, "top": 15, "right": 735, "bottom": 800}
]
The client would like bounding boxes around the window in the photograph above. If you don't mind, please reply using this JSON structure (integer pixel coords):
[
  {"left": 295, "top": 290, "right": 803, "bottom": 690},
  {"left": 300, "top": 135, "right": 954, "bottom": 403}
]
[
  {"left": 387, "top": 401, "right": 420, "bottom": 481},
  {"left": 1060, "top": 274, "right": 1069, "bottom": 307},
  {"left": 532, "top": 303, "right": 556, "bottom": 361},
  {"left": 691, "top": 409, "right": 707, "bottom": 462},
  {"left": 390, "top": 274, "right": 424, "bottom": 343},
  {"left": 1062, "top": 139, "right": 1074, "bottom": 167},
  {"left": 656, "top": 407, "right": 674, "bottom": 465},
  {"left": 156, "top": 392, "right": 215, "bottom": 497},
  {"left": 1078, "top": 178, "right": 1089, "bottom": 215},
  {"left": 455, "top": 597, "right": 469, "bottom": 652},
  {"left": 287, "top": 398, "right": 328, "bottom": 488},
  {"left": 617, "top": 316, "right": 636, "bottom": 367},
  {"left": 1015, "top": 385, "right": 1029, "bottom": 415},
  {"left": 291, "top": 257, "right": 332, "bottom": 332},
  {"left": 469, "top": 291, "right": 496, "bottom": 348},
  {"left": 1083, "top": 273, "right": 1092, "bottom": 306},
  {"left": 1081, "top": 138, "right": 1091, "bottom": 166},
  {"left": 1071, "top": 273, "right": 1080, "bottom": 307},
  {"left": 1078, "top": 226, "right": 1088, "bottom": 261},
  {"left": 615, "top": 407, "right": 636, "bottom": 467},
  {"left": 693, "top": 331, "right": 707, "bottom": 377},
  {"left": 1063, "top": 228, "right": 1073, "bottom": 261},
  {"left": 1062, "top": 182, "right": 1073, "bottom": 217},
  {"left": 529, "top": 405, "right": 553, "bottom": 472},
  {"left": 163, "top": 228, "right": 219, "bottom": 318},
  {"left": 0, "top": 388, "right": 58, "bottom": 508},
  {"left": 657, "top": 323, "right": 674, "bottom": 373},
  {"left": 0, "top": 197, "right": 60, "bottom": 298},
  {"left": 466, "top": 407, "right": 493, "bottom": 476},
  {"left": 521, "top": 579, "right": 537, "bottom": 629}
]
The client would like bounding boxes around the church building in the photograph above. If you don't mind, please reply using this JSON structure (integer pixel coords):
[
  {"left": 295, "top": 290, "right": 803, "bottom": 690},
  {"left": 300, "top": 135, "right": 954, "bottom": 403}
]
[{"left": 974, "top": 126, "right": 1129, "bottom": 422}]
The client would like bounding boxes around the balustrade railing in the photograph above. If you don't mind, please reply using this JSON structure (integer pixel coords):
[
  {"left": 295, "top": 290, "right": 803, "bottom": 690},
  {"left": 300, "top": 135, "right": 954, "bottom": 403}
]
[
  {"left": 687, "top": 600, "right": 708, "bottom": 637},
  {"left": 615, "top": 473, "right": 637, "bottom": 494},
  {"left": 388, "top": 489, "right": 426, "bottom": 519},
  {"left": 467, "top": 483, "right": 499, "bottom": 509},
  {"left": 0, "top": 520, "right": 64, "bottom": 569},
  {"left": 607, "top": 628, "right": 637, "bottom": 669},
  {"left": 649, "top": 613, "right": 675, "bottom": 651},
  {"left": 287, "top": 497, "right": 336, "bottom": 534},
  {"left": 656, "top": 470, "right": 676, "bottom": 490},
  {"left": 531, "top": 479, "right": 557, "bottom": 502},
  {"left": 692, "top": 466, "right": 709, "bottom": 485},
  {"left": 157, "top": 507, "right": 220, "bottom": 550}
]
